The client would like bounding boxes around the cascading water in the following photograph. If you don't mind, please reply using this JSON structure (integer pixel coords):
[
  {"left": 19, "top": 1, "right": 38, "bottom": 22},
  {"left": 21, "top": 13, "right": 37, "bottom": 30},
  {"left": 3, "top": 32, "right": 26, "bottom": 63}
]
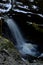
[{"left": 4, "top": 16, "right": 39, "bottom": 57}]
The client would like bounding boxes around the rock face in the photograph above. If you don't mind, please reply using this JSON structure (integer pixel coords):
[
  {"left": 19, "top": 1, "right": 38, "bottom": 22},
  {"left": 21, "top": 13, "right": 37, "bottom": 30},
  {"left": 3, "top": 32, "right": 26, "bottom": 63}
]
[{"left": 0, "top": 36, "right": 29, "bottom": 65}]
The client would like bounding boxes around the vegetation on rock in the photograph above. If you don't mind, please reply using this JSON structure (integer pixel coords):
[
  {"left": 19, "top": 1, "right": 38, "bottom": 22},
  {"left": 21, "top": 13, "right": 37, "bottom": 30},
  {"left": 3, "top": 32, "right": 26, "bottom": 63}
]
[{"left": 0, "top": 36, "right": 30, "bottom": 65}]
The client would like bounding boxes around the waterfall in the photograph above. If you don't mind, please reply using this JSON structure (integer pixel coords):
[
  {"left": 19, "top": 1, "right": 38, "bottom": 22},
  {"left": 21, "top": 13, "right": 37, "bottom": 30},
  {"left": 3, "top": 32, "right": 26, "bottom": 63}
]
[{"left": 4, "top": 16, "right": 39, "bottom": 57}]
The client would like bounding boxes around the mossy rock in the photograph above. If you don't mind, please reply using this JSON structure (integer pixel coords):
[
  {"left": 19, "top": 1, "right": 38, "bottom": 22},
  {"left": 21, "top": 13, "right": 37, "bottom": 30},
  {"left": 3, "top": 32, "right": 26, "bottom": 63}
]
[
  {"left": 0, "top": 36, "right": 15, "bottom": 51},
  {"left": 0, "top": 36, "right": 29, "bottom": 65},
  {"left": 32, "top": 23, "right": 43, "bottom": 32},
  {"left": 0, "top": 36, "right": 21, "bottom": 58}
]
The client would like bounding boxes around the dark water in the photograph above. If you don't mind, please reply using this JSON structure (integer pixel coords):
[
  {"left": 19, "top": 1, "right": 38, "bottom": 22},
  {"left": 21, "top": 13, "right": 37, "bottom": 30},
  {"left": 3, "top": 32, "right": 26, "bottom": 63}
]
[{"left": 0, "top": 0, "right": 43, "bottom": 62}]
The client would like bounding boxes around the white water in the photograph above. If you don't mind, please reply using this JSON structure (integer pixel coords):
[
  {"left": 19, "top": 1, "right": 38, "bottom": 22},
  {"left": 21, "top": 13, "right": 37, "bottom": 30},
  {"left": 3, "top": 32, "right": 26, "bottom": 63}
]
[
  {"left": 0, "top": 3, "right": 11, "bottom": 13},
  {"left": 4, "top": 17, "right": 39, "bottom": 56}
]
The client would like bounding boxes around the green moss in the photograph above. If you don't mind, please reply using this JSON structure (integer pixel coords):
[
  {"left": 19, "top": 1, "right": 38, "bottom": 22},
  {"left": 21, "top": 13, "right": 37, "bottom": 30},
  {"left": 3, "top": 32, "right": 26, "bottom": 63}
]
[
  {"left": 0, "top": 36, "right": 21, "bottom": 58},
  {"left": 0, "top": 36, "right": 15, "bottom": 51},
  {"left": 32, "top": 23, "right": 43, "bottom": 32}
]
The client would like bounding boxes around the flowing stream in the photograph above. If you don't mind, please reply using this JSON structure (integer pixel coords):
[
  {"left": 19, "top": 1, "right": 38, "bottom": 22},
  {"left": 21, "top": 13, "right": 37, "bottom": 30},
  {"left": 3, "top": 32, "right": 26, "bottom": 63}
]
[{"left": 4, "top": 16, "right": 39, "bottom": 57}]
